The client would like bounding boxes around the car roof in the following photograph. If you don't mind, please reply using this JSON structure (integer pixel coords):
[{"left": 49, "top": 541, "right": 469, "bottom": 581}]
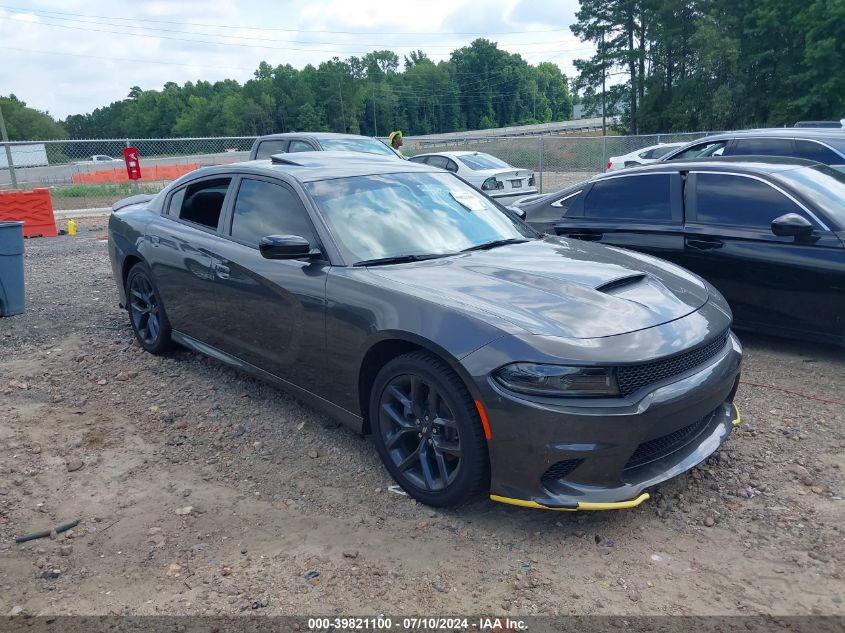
[
  {"left": 412, "top": 150, "right": 493, "bottom": 158},
  {"left": 596, "top": 155, "right": 819, "bottom": 178},
  {"left": 184, "top": 151, "right": 437, "bottom": 183},
  {"left": 689, "top": 128, "right": 845, "bottom": 142},
  {"left": 253, "top": 132, "right": 378, "bottom": 142}
]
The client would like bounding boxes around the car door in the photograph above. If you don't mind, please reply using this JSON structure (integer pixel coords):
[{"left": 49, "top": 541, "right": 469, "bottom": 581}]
[
  {"left": 207, "top": 175, "right": 330, "bottom": 389},
  {"left": 682, "top": 171, "right": 845, "bottom": 338},
  {"left": 554, "top": 172, "right": 686, "bottom": 265},
  {"left": 145, "top": 176, "right": 233, "bottom": 344}
]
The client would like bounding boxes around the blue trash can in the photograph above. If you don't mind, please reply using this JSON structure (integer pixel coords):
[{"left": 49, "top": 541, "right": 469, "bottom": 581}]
[{"left": 0, "top": 220, "right": 25, "bottom": 317}]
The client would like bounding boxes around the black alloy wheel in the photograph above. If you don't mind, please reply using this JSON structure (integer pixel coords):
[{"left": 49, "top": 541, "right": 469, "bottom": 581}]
[
  {"left": 370, "top": 351, "right": 488, "bottom": 507},
  {"left": 126, "top": 263, "right": 173, "bottom": 354}
]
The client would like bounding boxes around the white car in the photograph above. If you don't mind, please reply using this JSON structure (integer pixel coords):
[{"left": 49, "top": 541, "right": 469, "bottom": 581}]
[
  {"left": 75, "top": 154, "right": 122, "bottom": 165},
  {"left": 606, "top": 142, "right": 686, "bottom": 171},
  {"left": 408, "top": 151, "right": 537, "bottom": 204}
]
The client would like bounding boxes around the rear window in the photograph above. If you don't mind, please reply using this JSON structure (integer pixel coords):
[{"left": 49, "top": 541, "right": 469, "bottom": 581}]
[
  {"left": 254, "top": 140, "right": 287, "bottom": 159},
  {"left": 583, "top": 174, "right": 673, "bottom": 221},
  {"left": 457, "top": 154, "right": 511, "bottom": 170},
  {"left": 178, "top": 178, "right": 231, "bottom": 229}
]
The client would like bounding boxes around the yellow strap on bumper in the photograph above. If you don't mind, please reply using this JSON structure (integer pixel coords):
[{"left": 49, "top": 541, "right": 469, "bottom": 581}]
[
  {"left": 490, "top": 492, "right": 650, "bottom": 511},
  {"left": 731, "top": 404, "right": 741, "bottom": 427}
]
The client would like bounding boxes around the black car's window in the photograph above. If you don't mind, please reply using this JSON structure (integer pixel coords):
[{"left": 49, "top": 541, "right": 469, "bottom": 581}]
[
  {"left": 427, "top": 156, "right": 449, "bottom": 169},
  {"left": 288, "top": 140, "right": 315, "bottom": 153},
  {"left": 305, "top": 172, "right": 534, "bottom": 264},
  {"left": 694, "top": 173, "right": 806, "bottom": 228},
  {"left": 775, "top": 165, "right": 845, "bottom": 228},
  {"left": 230, "top": 179, "right": 317, "bottom": 247},
  {"left": 794, "top": 140, "right": 843, "bottom": 164},
  {"left": 583, "top": 174, "right": 673, "bottom": 221},
  {"left": 255, "top": 140, "right": 287, "bottom": 160},
  {"left": 551, "top": 190, "right": 583, "bottom": 217},
  {"left": 669, "top": 140, "right": 727, "bottom": 160},
  {"left": 728, "top": 138, "right": 794, "bottom": 157},
  {"left": 178, "top": 178, "right": 231, "bottom": 229}
]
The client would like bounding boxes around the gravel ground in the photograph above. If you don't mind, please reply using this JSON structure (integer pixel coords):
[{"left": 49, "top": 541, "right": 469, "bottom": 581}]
[{"left": 1, "top": 220, "right": 843, "bottom": 618}]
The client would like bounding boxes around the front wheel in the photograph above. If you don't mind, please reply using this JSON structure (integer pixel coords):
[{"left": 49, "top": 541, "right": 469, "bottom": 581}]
[
  {"left": 369, "top": 351, "right": 489, "bottom": 507},
  {"left": 126, "top": 262, "right": 173, "bottom": 354}
]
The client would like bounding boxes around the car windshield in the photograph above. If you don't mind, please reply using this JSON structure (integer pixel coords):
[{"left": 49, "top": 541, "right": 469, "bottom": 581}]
[
  {"left": 776, "top": 165, "right": 845, "bottom": 228},
  {"left": 305, "top": 171, "right": 535, "bottom": 264},
  {"left": 319, "top": 138, "right": 397, "bottom": 157},
  {"left": 457, "top": 153, "right": 511, "bottom": 170},
  {"left": 651, "top": 144, "right": 683, "bottom": 159}
]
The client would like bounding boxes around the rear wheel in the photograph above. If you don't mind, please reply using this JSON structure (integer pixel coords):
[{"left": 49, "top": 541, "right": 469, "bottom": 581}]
[
  {"left": 369, "top": 351, "right": 489, "bottom": 507},
  {"left": 126, "top": 263, "right": 173, "bottom": 354}
]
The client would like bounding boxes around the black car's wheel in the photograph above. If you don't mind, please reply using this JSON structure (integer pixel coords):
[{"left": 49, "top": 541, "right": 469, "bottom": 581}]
[
  {"left": 370, "top": 351, "right": 489, "bottom": 507},
  {"left": 126, "top": 263, "right": 173, "bottom": 354}
]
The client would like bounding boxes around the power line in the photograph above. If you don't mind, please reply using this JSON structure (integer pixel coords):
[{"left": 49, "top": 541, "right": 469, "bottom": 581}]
[{"left": 0, "top": 4, "right": 572, "bottom": 36}]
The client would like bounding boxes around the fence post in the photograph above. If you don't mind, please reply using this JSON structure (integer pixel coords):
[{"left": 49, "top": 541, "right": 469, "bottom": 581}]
[
  {"left": 0, "top": 105, "right": 18, "bottom": 190},
  {"left": 602, "top": 134, "right": 608, "bottom": 171},
  {"left": 538, "top": 135, "right": 545, "bottom": 194}
]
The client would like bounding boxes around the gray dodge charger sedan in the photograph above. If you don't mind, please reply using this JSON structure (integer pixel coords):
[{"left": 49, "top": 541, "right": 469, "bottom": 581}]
[{"left": 108, "top": 152, "right": 742, "bottom": 510}]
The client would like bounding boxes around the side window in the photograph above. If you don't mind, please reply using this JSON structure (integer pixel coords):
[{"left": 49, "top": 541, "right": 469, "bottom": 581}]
[
  {"left": 178, "top": 178, "right": 231, "bottom": 229},
  {"left": 694, "top": 173, "right": 806, "bottom": 228},
  {"left": 583, "top": 174, "right": 673, "bottom": 221},
  {"left": 794, "top": 140, "right": 842, "bottom": 164},
  {"left": 255, "top": 140, "right": 287, "bottom": 159},
  {"left": 551, "top": 190, "right": 583, "bottom": 217},
  {"left": 670, "top": 141, "right": 727, "bottom": 160},
  {"left": 729, "top": 138, "right": 794, "bottom": 157},
  {"left": 444, "top": 159, "right": 459, "bottom": 173},
  {"left": 230, "top": 179, "right": 317, "bottom": 247},
  {"left": 288, "top": 140, "right": 316, "bottom": 153},
  {"left": 408, "top": 156, "right": 428, "bottom": 164},
  {"left": 167, "top": 188, "right": 185, "bottom": 216},
  {"left": 638, "top": 148, "right": 657, "bottom": 159},
  {"left": 427, "top": 156, "right": 449, "bottom": 169}
]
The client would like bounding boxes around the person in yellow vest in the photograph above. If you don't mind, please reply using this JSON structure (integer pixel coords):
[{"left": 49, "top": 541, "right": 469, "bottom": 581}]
[{"left": 388, "top": 130, "right": 406, "bottom": 158}]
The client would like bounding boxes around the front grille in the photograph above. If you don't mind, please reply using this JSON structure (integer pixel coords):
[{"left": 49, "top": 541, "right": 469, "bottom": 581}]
[
  {"left": 541, "top": 459, "right": 583, "bottom": 484},
  {"left": 616, "top": 330, "right": 729, "bottom": 397},
  {"left": 624, "top": 413, "right": 714, "bottom": 470}
]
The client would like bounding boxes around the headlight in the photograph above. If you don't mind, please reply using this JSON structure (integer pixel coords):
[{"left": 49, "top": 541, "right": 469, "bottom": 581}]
[
  {"left": 493, "top": 363, "right": 619, "bottom": 397},
  {"left": 482, "top": 177, "right": 503, "bottom": 190}
]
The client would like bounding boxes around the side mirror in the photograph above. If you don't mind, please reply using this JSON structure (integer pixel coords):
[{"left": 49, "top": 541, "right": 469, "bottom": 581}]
[
  {"left": 507, "top": 206, "right": 527, "bottom": 220},
  {"left": 771, "top": 213, "right": 813, "bottom": 239},
  {"left": 259, "top": 235, "right": 316, "bottom": 259}
]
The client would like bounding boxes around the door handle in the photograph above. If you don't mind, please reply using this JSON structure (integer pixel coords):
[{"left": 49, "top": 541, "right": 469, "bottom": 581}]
[
  {"left": 686, "top": 238, "right": 723, "bottom": 250},
  {"left": 213, "top": 263, "right": 230, "bottom": 280}
]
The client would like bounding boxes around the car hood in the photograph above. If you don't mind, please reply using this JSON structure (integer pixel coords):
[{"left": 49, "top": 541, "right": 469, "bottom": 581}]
[{"left": 366, "top": 238, "right": 709, "bottom": 339}]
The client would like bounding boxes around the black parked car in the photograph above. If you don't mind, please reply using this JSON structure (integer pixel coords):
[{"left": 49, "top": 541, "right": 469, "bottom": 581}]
[
  {"left": 661, "top": 129, "right": 845, "bottom": 168},
  {"left": 249, "top": 132, "right": 401, "bottom": 160},
  {"left": 109, "top": 152, "right": 742, "bottom": 510},
  {"left": 515, "top": 157, "right": 845, "bottom": 345}
]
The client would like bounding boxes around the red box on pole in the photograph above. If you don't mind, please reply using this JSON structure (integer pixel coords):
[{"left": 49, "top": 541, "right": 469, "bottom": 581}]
[{"left": 123, "top": 147, "right": 142, "bottom": 180}]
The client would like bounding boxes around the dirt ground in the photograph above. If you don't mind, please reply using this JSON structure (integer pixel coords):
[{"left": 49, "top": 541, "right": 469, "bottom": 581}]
[{"left": 1, "top": 218, "right": 843, "bottom": 618}]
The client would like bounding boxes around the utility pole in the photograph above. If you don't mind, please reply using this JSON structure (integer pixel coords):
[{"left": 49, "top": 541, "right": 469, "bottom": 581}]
[
  {"left": 338, "top": 81, "right": 347, "bottom": 133},
  {"left": 372, "top": 83, "right": 378, "bottom": 137},
  {"left": 0, "top": 104, "right": 18, "bottom": 190},
  {"left": 533, "top": 87, "right": 536, "bottom": 120},
  {"left": 601, "top": 29, "right": 607, "bottom": 137}
]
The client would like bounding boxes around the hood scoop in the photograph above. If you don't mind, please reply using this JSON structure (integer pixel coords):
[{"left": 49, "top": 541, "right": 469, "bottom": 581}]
[{"left": 595, "top": 273, "right": 648, "bottom": 294}]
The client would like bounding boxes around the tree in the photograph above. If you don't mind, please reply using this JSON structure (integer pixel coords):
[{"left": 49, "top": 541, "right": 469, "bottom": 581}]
[{"left": 0, "top": 95, "right": 67, "bottom": 140}]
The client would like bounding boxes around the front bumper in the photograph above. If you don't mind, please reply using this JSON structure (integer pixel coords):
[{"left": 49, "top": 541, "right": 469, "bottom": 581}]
[{"left": 465, "top": 326, "right": 743, "bottom": 510}]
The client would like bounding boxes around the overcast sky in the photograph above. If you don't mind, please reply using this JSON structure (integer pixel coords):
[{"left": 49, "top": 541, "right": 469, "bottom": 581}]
[{"left": 0, "top": 0, "right": 592, "bottom": 119}]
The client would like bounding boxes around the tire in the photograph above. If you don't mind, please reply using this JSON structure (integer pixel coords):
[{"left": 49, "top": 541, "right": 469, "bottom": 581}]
[
  {"left": 125, "top": 262, "right": 174, "bottom": 354},
  {"left": 369, "top": 351, "right": 489, "bottom": 507}
]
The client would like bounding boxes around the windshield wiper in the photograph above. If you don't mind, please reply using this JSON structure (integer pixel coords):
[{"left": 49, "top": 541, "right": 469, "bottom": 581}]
[
  {"left": 353, "top": 253, "right": 455, "bottom": 267},
  {"left": 461, "top": 238, "right": 529, "bottom": 253}
]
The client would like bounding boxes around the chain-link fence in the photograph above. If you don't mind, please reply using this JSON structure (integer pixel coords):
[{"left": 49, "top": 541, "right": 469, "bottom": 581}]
[{"left": 2, "top": 132, "right": 717, "bottom": 211}]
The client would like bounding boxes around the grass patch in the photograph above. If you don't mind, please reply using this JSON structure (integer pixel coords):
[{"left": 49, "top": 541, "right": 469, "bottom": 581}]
[{"left": 52, "top": 182, "right": 163, "bottom": 198}]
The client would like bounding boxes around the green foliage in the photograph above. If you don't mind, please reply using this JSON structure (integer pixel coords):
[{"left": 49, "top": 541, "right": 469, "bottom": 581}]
[
  {"left": 47, "top": 39, "right": 571, "bottom": 139},
  {"left": 572, "top": 0, "right": 845, "bottom": 132},
  {"left": 0, "top": 95, "right": 67, "bottom": 140}
]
